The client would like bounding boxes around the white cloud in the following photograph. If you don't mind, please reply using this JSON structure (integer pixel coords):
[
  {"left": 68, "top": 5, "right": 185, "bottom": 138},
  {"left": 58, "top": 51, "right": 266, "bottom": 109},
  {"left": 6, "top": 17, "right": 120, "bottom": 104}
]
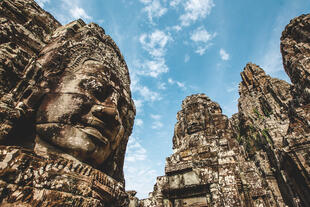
[
  {"left": 138, "top": 30, "right": 172, "bottom": 77},
  {"left": 36, "top": 0, "right": 50, "bottom": 7},
  {"left": 167, "top": 78, "right": 186, "bottom": 89},
  {"left": 168, "top": 78, "right": 174, "bottom": 84},
  {"left": 151, "top": 114, "right": 161, "bottom": 120},
  {"left": 190, "top": 26, "right": 216, "bottom": 55},
  {"left": 124, "top": 164, "right": 157, "bottom": 198},
  {"left": 170, "top": 0, "right": 182, "bottom": 7},
  {"left": 133, "top": 84, "right": 162, "bottom": 102},
  {"left": 125, "top": 137, "right": 147, "bottom": 162},
  {"left": 140, "top": 0, "right": 152, "bottom": 3},
  {"left": 140, "top": 30, "right": 171, "bottom": 58},
  {"left": 190, "top": 26, "right": 216, "bottom": 43},
  {"left": 173, "top": 25, "right": 182, "bottom": 31},
  {"left": 184, "top": 54, "right": 190, "bottom": 63},
  {"left": 158, "top": 82, "right": 167, "bottom": 90},
  {"left": 140, "top": 0, "right": 167, "bottom": 23},
  {"left": 70, "top": 6, "right": 92, "bottom": 20},
  {"left": 180, "top": 0, "right": 215, "bottom": 26},
  {"left": 194, "top": 46, "right": 207, "bottom": 55},
  {"left": 152, "top": 121, "right": 163, "bottom": 129},
  {"left": 131, "top": 74, "right": 161, "bottom": 102},
  {"left": 136, "top": 119, "right": 144, "bottom": 127},
  {"left": 176, "top": 82, "right": 185, "bottom": 88},
  {"left": 220, "top": 48, "right": 230, "bottom": 61},
  {"left": 255, "top": 4, "right": 298, "bottom": 79},
  {"left": 51, "top": 0, "right": 92, "bottom": 24},
  {"left": 260, "top": 48, "right": 282, "bottom": 75},
  {"left": 137, "top": 58, "right": 169, "bottom": 78},
  {"left": 124, "top": 136, "right": 158, "bottom": 198},
  {"left": 133, "top": 99, "right": 143, "bottom": 113},
  {"left": 150, "top": 114, "right": 163, "bottom": 129}
]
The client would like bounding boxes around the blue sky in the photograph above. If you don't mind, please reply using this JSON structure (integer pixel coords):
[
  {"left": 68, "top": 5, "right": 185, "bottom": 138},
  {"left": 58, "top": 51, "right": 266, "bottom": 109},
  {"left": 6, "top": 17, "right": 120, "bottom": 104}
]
[{"left": 37, "top": 0, "right": 310, "bottom": 198}]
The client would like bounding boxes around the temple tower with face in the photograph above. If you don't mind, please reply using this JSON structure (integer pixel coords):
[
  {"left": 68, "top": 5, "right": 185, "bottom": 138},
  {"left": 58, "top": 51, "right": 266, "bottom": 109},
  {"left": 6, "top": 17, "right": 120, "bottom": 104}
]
[{"left": 138, "top": 94, "right": 285, "bottom": 207}]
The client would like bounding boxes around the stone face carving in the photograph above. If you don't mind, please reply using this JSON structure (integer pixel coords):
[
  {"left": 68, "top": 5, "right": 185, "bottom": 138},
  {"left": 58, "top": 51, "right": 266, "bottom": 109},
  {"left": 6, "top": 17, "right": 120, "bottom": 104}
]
[
  {"left": 1, "top": 0, "right": 310, "bottom": 206},
  {"left": 33, "top": 21, "right": 134, "bottom": 174},
  {"left": 0, "top": 0, "right": 135, "bottom": 206},
  {"left": 281, "top": 14, "right": 310, "bottom": 104},
  {"left": 135, "top": 14, "right": 310, "bottom": 207},
  {"left": 138, "top": 94, "right": 280, "bottom": 207}
]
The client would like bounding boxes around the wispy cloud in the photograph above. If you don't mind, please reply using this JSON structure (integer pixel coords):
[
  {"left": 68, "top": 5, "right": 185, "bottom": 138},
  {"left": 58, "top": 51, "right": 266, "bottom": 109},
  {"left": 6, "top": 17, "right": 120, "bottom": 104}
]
[
  {"left": 140, "top": 0, "right": 167, "bottom": 23},
  {"left": 157, "top": 82, "right": 167, "bottom": 90},
  {"left": 180, "top": 0, "right": 215, "bottom": 27},
  {"left": 49, "top": 0, "right": 92, "bottom": 24},
  {"left": 190, "top": 26, "right": 216, "bottom": 55},
  {"left": 140, "top": 30, "right": 171, "bottom": 58},
  {"left": 255, "top": 4, "right": 297, "bottom": 78},
  {"left": 131, "top": 74, "right": 162, "bottom": 116},
  {"left": 133, "top": 99, "right": 143, "bottom": 114},
  {"left": 133, "top": 84, "right": 162, "bottom": 102},
  {"left": 135, "top": 119, "right": 144, "bottom": 127},
  {"left": 170, "top": 0, "right": 182, "bottom": 7},
  {"left": 150, "top": 114, "right": 161, "bottom": 120},
  {"left": 150, "top": 114, "right": 163, "bottom": 129},
  {"left": 70, "top": 6, "right": 91, "bottom": 20},
  {"left": 36, "top": 0, "right": 50, "bottom": 8},
  {"left": 168, "top": 78, "right": 186, "bottom": 90},
  {"left": 220, "top": 48, "right": 230, "bottom": 61},
  {"left": 138, "top": 30, "right": 172, "bottom": 77},
  {"left": 124, "top": 163, "right": 157, "bottom": 198},
  {"left": 134, "top": 58, "right": 168, "bottom": 78},
  {"left": 124, "top": 136, "right": 158, "bottom": 198},
  {"left": 190, "top": 26, "right": 216, "bottom": 42},
  {"left": 125, "top": 136, "right": 147, "bottom": 162}
]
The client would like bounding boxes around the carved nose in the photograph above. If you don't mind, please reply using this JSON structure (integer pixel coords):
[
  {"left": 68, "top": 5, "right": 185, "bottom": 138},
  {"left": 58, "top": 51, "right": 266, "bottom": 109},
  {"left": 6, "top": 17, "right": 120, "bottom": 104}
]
[{"left": 91, "top": 105, "right": 118, "bottom": 118}]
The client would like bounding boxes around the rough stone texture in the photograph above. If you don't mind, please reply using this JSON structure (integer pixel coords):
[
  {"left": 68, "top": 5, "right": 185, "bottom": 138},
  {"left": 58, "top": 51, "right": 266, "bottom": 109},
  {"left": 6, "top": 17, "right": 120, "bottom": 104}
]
[
  {"left": 0, "top": 146, "right": 128, "bottom": 207},
  {"left": 281, "top": 14, "right": 310, "bottom": 104},
  {"left": 0, "top": 0, "right": 60, "bottom": 97},
  {"left": 0, "top": 0, "right": 135, "bottom": 206},
  {"left": 1, "top": 0, "right": 310, "bottom": 206},
  {"left": 138, "top": 94, "right": 279, "bottom": 207},
  {"left": 135, "top": 13, "right": 310, "bottom": 207}
]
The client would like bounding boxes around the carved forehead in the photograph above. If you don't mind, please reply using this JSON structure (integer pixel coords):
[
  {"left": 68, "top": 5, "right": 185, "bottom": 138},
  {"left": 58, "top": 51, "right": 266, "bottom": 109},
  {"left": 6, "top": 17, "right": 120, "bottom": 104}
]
[
  {"left": 177, "top": 94, "right": 222, "bottom": 121},
  {"left": 65, "top": 49, "right": 131, "bottom": 93},
  {"left": 42, "top": 21, "right": 131, "bottom": 94}
]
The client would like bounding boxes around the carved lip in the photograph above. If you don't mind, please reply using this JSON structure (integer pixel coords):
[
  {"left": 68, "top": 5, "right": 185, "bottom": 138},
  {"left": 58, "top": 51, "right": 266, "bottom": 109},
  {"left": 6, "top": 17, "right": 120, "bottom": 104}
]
[
  {"left": 79, "top": 127, "right": 109, "bottom": 145},
  {"left": 83, "top": 115, "right": 116, "bottom": 142},
  {"left": 36, "top": 122, "right": 110, "bottom": 146}
]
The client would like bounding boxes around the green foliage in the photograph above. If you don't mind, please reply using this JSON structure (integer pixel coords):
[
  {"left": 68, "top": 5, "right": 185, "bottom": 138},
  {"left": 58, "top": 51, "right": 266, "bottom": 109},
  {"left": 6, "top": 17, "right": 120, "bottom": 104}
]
[
  {"left": 253, "top": 107, "right": 263, "bottom": 120},
  {"left": 236, "top": 134, "right": 242, "bottom": 144},
  {"left": 262, "top": 128, "right": 273, "bottom": 145},
  {"left": 262, "top": 106, "right": 272, "bottom": 117}
]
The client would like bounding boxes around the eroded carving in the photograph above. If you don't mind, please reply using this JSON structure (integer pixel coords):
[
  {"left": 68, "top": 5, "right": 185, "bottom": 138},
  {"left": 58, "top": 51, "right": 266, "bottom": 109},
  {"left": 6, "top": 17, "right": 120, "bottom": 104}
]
[{"left": 0, "top": 0, "right": 135, "bottom": 206}]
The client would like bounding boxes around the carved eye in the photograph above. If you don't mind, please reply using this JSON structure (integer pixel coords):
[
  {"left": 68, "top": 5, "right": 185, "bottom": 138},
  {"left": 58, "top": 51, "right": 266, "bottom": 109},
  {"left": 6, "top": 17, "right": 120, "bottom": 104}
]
[
  {"left": 93, "top": 85, "right": 114, "bottom": 103},
  {"left": 79, "top": 77, "right": 113, "bottom": 102}
]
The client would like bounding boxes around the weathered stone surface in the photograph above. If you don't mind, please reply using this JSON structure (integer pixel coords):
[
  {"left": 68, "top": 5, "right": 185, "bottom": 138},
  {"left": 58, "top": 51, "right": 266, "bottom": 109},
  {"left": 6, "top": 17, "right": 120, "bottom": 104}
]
[
  {"left": 138, "top": 94, "right": 278, "bottom": 207},
  {"left": 134, "top": 13, "right": 310, "bottom": 207},
  {"left": 1, "top": 0, "right": 310, "bottom": 206},
  {"left": 0, "top": 0, "right": 135, "bottom": 206},
  {"left": 0, "top": 0, "right": 60, "bottom": 97},
  {"left": 0, "top": 146, "right": 128, "bottom": 207},
  {"left": 281, "top": 14, "right": 310, "bottom": 104}
]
